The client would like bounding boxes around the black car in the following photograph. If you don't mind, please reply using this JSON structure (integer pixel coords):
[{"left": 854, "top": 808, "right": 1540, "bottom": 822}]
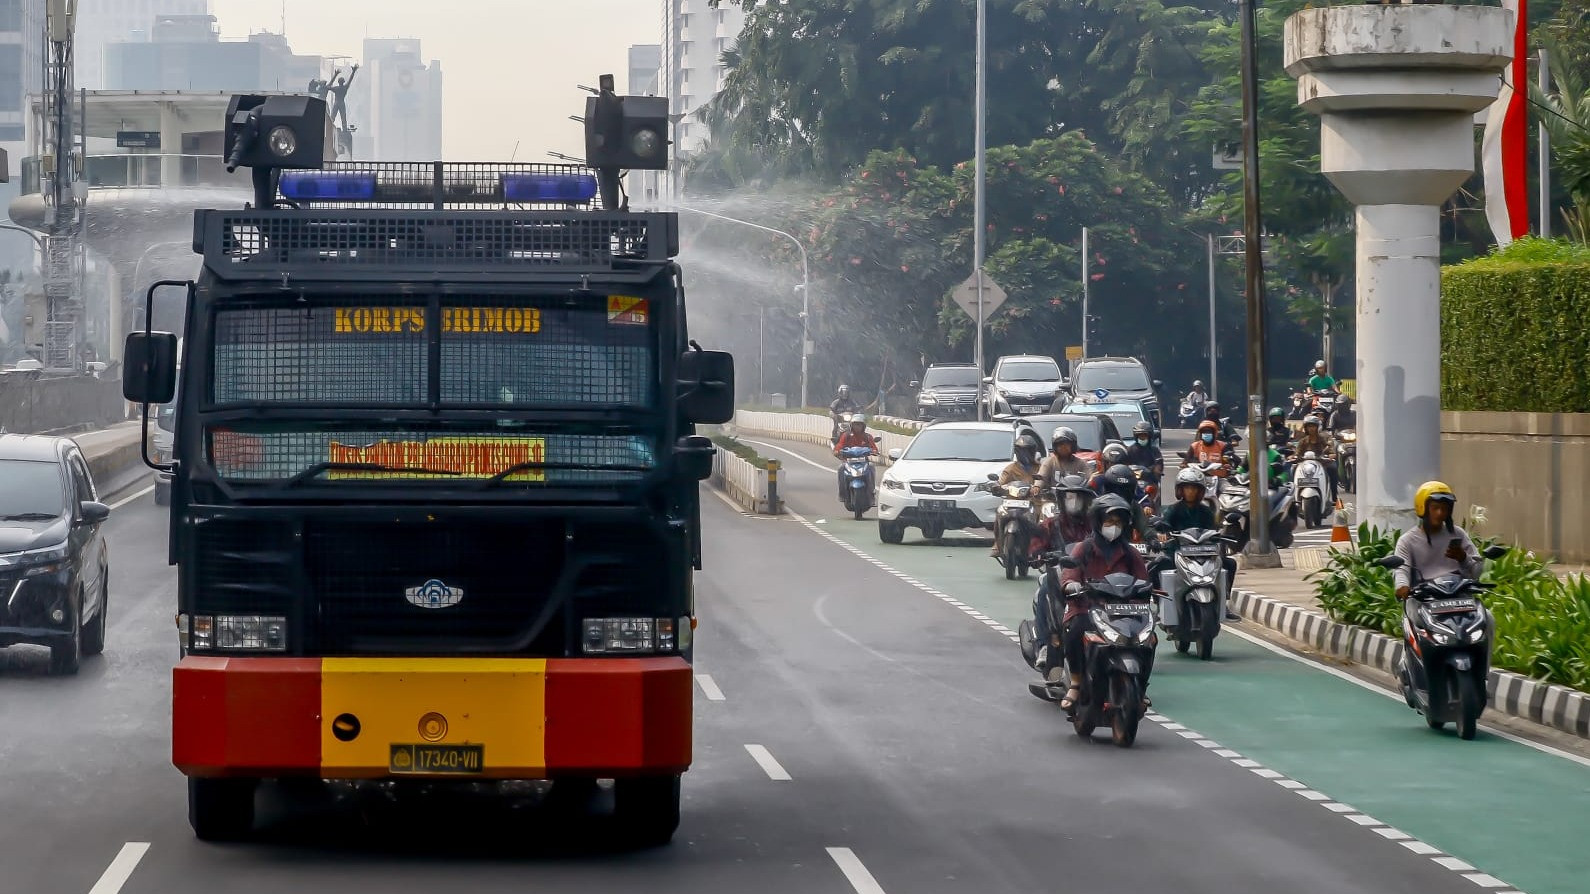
[
  {"left": 912, "top": 362, "right": 982, "bottom": 421},
  {"left": 0, "top": 435, "right": 112, "bottom": 674},
  {"left": 1060, "top": 357, "right": 1164, "bottom": 428},
  {"left": 1011, "top": 413, "right": 1124, "bottom": 466}
]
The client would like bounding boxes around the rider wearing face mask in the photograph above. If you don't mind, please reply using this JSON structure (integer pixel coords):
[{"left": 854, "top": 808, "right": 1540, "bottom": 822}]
[
  {"left": 1184, "top": 420, "right": 1229, "bottom": 474},
  {"left": 1057, "top": 494, "right": 1152, "bottom": 712},
  {"left": 1030, "top": 475, "right": 1095, "bottom": 675},
  {"left": 1266, "top": 407, "right": 1292, "bottom": 448},
  {"left": 1156, "top": 468, "right": 1242, "bottom": 622},
  {"left": 1203, "top": 401, "right": 1238, "bottom": 443},
  {"left": 1123, "top": 421, "right": 1162, "bottom": 480}
]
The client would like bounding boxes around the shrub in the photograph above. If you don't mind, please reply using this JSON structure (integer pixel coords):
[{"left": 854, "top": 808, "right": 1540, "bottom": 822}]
[
  {"left": 1441, "top": 237, "right": 1590, "bottom": 412},
  {"left": 709, "top": 434, "right": 765, "bottom": 465},
  {"left": 1309, "top": 522, "right": 1590, "bottom": 692}
]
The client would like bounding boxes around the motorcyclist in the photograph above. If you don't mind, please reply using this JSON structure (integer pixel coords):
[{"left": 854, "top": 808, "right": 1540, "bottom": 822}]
[
  {"left": 832, "top": 414, "right": 879, "bottom": 500},
  {"left": 1038, "top": 427, "right": 1092, "bottom": 484},
  {"left": 1307, "top": 360, "right": 1338, "bottom": 395},
  {"left": 1327, "top": 394, "right": 1356, "bottom": 432},
  {"left": 1266, "top": 407, "right": 1292, "bottom": 449},
  {"left": 1185, "top": 380, "right": 1208, "bottom": 411},
  {"left": 1291, "top": 414, "right": 1338, "bottom": 503},
  {"left": 1094, "top": 463, "right": 1153, "bottom": 540},
  {"left": 1156, "top": 468, "right": 1242, "bottom": 621},
  {"left": 990, "top": 432, "right": 1044, "bottom": 557},
  {"left": 829, "top": 385, "right": 859, "bottom": 442},
  {"left": 1123, "top": 420, "right": 1163, "bottom": 480},
  {"left": 1183, "top": 420, "right": 1229, "bottom": 476},
  {"left": 1057, "top": 494, "right": 1153, "bottom": 713},
  {"left": 1393, "top": 481, "right": 1481, "bottom": 599},
  {"left": 1030, "top": 475, "right": 1094, "bottom": 675},
  {"left": 1203, "top": 400, "right": 1238, "bottom": 442}
]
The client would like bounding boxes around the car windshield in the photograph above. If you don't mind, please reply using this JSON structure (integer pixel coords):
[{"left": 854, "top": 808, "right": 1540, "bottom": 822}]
[
  {"left": 1075, "top": 365, "right": 1151, "bottom": 391},
  {"left": 1063, "top": 403, "right": 1144, "bottom": 434},
  {"left": 998, "top": 360, "right": 1060, "bottom": 382},
  {"left": 1020, "top": 418, "right": 1104, "bottom": 452},
  {"left": 0, "top": 459, "right": 65, "bottom": 518},
  {"left": 902, "top": 428, "right": 1014, "bottom": 463},
  {"left": 921, "top": 367, "right": 980, "bottom": 388}
]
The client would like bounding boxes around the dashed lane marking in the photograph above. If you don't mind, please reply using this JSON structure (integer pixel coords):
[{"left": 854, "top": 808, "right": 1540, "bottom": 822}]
[
  {"left": 827, "top": 847, "right": 889, "bottom": 894},
  {"left": 695, "top": 674, "right": 726, "bottom": 702},
  {"left": 744, "top": 744, "right": 792, "bottom": 781},
  {"left": 88, "top": 842, "right": 150, "bottom": 894},
  {"left": 107, "top": 485, "right": 155, "bottom": 511}
]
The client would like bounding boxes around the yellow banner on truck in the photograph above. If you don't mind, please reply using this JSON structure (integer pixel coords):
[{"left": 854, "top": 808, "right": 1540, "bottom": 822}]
[{"left": 329, "top": 437, "right": 547, "bottom": 480}]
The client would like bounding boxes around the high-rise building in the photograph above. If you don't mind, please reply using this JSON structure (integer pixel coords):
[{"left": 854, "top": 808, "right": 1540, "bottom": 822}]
[
  {"left": 659, "top": 0, "right": 742, "bottom": 196},
  {"left": 105, "top": 15, "right": 326, "bottom": 93},
  {"left": 74, "top": 0, "right": 211, "bottom": 89},
  {"left": 347, "top": 38, "right": 443, "bottom": 162},
  {"left": 0, "top": 0, "right": 44, "bottom": 152},
  {"left": 626, "top": 44, "right": 662, "bottom": 204}
]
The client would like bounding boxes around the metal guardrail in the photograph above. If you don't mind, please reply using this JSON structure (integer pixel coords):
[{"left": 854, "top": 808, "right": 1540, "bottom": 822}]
[{"left": 711, "top": 447, "right": 782, "bottom": 514}]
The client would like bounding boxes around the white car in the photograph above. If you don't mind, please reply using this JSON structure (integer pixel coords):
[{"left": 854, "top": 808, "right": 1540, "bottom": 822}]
[{"left": 876, "top": 421, "right": 1013, "bottom": 544}]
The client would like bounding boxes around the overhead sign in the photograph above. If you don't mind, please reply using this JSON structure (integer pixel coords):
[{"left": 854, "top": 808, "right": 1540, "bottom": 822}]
[
  {"left": 116, "top": 131, "right": 161, "bottom": 149},
  {"left": 952, "top": 272, "right": 1007, "bottom": 321},
  {"left": 1065, "top": 345, "right": 1084, "bottom": 362}
]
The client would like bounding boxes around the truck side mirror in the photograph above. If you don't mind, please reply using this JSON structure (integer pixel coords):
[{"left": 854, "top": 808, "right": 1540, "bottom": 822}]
[
  {"left": 123, "top": 331, "right": 178, "bottom": 404},
  {"left": 678, "top": 348, "right": 735, "bottom": 424},
  {"left": 674, "top": 435, "right": 715, "bottom": 481}
]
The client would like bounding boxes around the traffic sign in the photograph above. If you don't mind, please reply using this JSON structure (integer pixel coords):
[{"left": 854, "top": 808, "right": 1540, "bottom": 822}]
[
  {"left": 1065, "top": 345, "right": 1083, "bottom": 362},
  {"left": 952, "top": 272, "right": 1007, "bottom": 321}
]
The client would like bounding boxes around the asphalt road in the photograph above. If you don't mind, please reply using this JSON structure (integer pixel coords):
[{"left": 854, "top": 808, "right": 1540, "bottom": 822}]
[{"left": 0, "top": 458, "right": 1580, "bottom": 893}]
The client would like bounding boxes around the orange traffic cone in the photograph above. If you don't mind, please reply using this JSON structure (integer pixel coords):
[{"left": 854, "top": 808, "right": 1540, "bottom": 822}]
[{"left": 1330, "top": 499, "right": 1351, "bottom": 544}]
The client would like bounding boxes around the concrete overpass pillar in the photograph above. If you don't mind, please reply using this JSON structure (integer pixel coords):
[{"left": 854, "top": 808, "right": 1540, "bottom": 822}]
[{"left": 1284, "top": 5, "right": 1513, "bottom": 533}]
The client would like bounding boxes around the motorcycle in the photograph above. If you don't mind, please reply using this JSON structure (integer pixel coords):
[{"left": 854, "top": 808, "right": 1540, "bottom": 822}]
[
  {"left": 838, "top": 445, "right": 876, "bottom": 520},
  {"left": 1309, "top": 388, "right": 1339, "bottom": 418},
  {"left": 1028, "top": 554, "right": 1158, "bottom": 748},
  {"left": 1129, "top": 464, "right": 1161, "bottom": 516},
  {"left": 1293, "top": 451, "right": 1332, "bottom": 528},
  {"left": 1334, "top": 429, "right": 1357, "bottom": 493},
  {"left": 1288, "top": 389, "right": 1310, "bottom": 420},
  {"left": 1216, "top": 468, "right": 1297, "bottom": 550},
  {"left": 1155, "top": 527, "right": 1231, "bottom": 660},
  {"left": 1178, "top": 398, "right": 1200, "bottom": 428},
  {"left": 990, "top": 477, "right": 1045, "bottom": 579},
  {"left": 1376, "top": 546, "right": 1509, "bottom": 740}
]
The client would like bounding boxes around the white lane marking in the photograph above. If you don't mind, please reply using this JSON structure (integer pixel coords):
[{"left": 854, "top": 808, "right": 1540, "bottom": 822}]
[
  {"left": 1434, "top": 857, "right": 1478, "bottom": 872},
  {"left": 749, "top": 438, "right": 1526, "bottom": 893},
  {"left": 89, "top": 842, "right": 151, "bottom": 894},
  {"left": 1274, "top": 778, "right": 1307, "bottom": 789},
  {"left": 1462, "top": 874, "right": 1509, "bottom": 889},
  {"left": 744, "top": 744, "right": 792, "bottom": 781},
  {"left": 827, "top": 847, "right": 888, "bottom": 894},
  {"left": 1249, "top": 768, "right": 1284, "bottom": 779},
  {"left": 1225, "top": 618, "right": 1590, "bottom": 770},
  {"left": 695, "top": 674, "right": 726, "bottom": 702},
  {"left": 1373, "top": 827, "right": 1414, "bottom": 841},
  {"left": 107, "top": 485, "right": 155, "bottom": 511}
]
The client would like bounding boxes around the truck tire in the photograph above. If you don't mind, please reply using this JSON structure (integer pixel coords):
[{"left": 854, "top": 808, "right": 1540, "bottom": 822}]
[
  {"left": 188, "top": 777, "right": 258, "bottom": 841},
  {"left": 614, "top": 773, "right": 681, "bottom": 847}
]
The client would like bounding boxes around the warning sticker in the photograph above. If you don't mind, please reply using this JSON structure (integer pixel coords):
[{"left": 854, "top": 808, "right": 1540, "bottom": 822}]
[{"left": 607, "top": 295, "right": 649, "bottom": 326}]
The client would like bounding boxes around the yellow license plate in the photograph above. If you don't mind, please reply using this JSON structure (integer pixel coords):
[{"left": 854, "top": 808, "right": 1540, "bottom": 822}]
[{"left": 389, "top": 743, "right": 485, "bottom": 775}]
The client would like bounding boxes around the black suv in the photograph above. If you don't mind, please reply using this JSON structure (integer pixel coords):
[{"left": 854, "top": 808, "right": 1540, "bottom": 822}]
[
  {"left": 0, "top": 435, "right": 112, "bottom": 674},
  {"left": 1058, "top": 356, "right": 1164, "bottom": 428},
  {"left": 912, "top": 362, "right": 982, "bottom": 421}
]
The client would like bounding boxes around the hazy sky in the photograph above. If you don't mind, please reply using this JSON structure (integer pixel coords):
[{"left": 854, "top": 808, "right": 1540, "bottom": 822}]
[{"left": 210, "top": 0, "right": 660, "bottom": 161}]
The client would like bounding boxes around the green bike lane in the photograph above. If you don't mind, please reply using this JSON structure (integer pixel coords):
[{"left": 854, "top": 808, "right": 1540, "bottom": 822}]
[{"left": 745, "top": 434, "right": 1590, "bottom": 894}]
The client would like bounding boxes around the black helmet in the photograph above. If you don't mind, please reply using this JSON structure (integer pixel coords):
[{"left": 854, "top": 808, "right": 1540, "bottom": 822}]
[
  {"left": 1336, "top": 394, "right": 1352, "bottom": 408},
  {"left": 1090, "top": 493, "right": 1133, "bottom": 529},
  {"left": 1131, "top": 420, "right": 1153, "bottom": 438},
  {"left": 1100, "top": 441, "right": 1129, "bottom": 466},
  {"left": 1204, "top": 400, "right": 1221, "bottom": 414},
  {"left": 1051, "top": 427, "right": 1078, "bottom": 450},
  {"left": 1055, "top": 473, "right": 1092, "bottom": 493},
  {"left": 1014, "top": 432, "right": 1041, "bottom": 459}
]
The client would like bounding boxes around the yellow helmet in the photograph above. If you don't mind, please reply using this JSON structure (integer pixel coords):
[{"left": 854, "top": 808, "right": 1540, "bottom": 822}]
[{"left": 1413, "top": 480, "right": 1456, "bottom": 518}]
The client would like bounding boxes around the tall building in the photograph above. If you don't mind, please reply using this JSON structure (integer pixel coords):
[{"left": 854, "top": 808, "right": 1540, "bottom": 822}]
[
  {"left": 627, "top": 44, "right": 662, "bottom": 204},
  {"left": 74, "top": 0, "right": 211, "bottom": 89},
  {"left": 659, "top": 0, "right": 742, "bottom": 195},
  {"left": 105, "top": 16, "right": 326, "bottom": 93},
  {"left": 0, "top": 0, "right": 44, "bottom": 150},
  {"left": 347, "top": 38, "right": 443, "bottom": 162}
]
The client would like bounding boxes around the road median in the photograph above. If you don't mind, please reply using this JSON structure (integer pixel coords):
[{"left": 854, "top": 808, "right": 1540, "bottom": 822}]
[{"left": 708, "top": 433, "right": 782, "bottom": 514}]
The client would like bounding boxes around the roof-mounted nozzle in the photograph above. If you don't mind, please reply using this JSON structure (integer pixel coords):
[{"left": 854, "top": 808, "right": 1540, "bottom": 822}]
[
  {"left": 224, "top": 93, "right": 329, "bottom": 209},
  {"left": 583, "top": 73, "right": 669, "bottom": 211}
]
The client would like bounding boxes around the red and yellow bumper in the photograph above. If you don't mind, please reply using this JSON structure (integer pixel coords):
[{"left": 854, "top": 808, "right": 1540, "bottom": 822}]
[{"left": 173, "top": 656, "right": 692, "bottom": 779}]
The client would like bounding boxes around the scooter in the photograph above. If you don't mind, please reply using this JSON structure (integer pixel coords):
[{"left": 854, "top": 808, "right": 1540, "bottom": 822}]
[
  {"left": 1334, "top": 429, "right": 1357, "bottom": 493},
  {"left": 1310, "top": 388, "right": 1339, "bottom": 419},
  {"left": 1376, "top": 546, "right": 1508, "bottom": 740},
  {"left": 1293, "top": 451, "right": 1332, "bottom": 528},
  {"left": 1028, "top": 555, "right": 1157, "bottom": 748},
  {"left": 838, "top": 445, "right": 876, "bottom": 520},
  {"left": 1155, "top": 526, "right": 1231, "bottom": 660},
  {"left": 990, "top": 477, "right": 1043, "bottom": 579},
  {"left": 1178, "top": 398, "right": 1199, "bottom": 428},
  {"left": 1217, "top": 469, "right": 1297, "bottom": 550}
]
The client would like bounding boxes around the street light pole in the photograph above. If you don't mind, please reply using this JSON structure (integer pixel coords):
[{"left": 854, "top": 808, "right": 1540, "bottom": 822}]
[
  {"left": 671, "top": 204, "right": 810, "bottom": 406},
  {"left": 1206, "top": 233, "right": 1217, "bottom": 403},
  {"left": 1081, "top": 226, "right": 1090, "bottom": 358},
  {"left": 974, "top": 0, "right": 988, "bottom": 415},
  {"left": 1238, "top": 0, "right": 1279, "bottom": 566}
]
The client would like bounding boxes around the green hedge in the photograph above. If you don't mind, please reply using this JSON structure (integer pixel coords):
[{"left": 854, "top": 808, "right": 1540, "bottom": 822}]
[
  {"left": 1442, "top": 238, "right": 1590, "bottom": 412},
  {"left": 1310, "top": 523, "right": 1590, "bottom": 692},
  {"left": 709, "top": 433, "right": 766, "bottom": 465}
]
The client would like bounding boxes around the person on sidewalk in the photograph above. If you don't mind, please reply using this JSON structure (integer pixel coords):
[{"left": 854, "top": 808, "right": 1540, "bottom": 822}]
[
  {"left": 1392, "top": 481, "right": 1481, "bottom": 599},
  {"left": 1156, "top": 468, "right": 1242, "bottom": 622}
]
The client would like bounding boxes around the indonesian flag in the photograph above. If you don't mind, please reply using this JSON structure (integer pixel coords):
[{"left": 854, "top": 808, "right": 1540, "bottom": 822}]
[{"left": 1482, "top": 0, "right": 1529, "bottom": 247}]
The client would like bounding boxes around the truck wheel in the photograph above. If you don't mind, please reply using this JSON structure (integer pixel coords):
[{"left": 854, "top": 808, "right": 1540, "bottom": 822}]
[
  {"left": 614, "top": 774, "right": 681, "bottom": 847},
  {"left": 188, "top": 777, "right": 258, "bottom": 841}
]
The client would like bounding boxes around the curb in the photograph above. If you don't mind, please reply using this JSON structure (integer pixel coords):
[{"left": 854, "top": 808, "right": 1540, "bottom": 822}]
[{"left": 1229, "top": 585, "right": 1590, "bottom": 741}]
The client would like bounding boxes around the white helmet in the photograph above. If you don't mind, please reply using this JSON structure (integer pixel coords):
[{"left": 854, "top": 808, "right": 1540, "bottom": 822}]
[
  {"left": 1176, "top": 467, "right": 1206, "bottom": 488},
  {"left": 849, "top": 413, "right": 867, "bottom": 425},
  {"left": 1314, "top": 360, "right": 1326, "bottom": 371}
]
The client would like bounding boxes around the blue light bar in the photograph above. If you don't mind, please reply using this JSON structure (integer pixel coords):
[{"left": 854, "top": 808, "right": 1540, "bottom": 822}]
[
  {"left": 501, "top": 173, "right": 599, "bottom": 203},
  {"left": 279, "top": 171, "right": 378, "bottom": 201}
]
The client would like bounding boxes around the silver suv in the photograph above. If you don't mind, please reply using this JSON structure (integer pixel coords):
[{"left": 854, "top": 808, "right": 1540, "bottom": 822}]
[{"left": 983, "top": 355, "right": 1064, "bottom": 418}]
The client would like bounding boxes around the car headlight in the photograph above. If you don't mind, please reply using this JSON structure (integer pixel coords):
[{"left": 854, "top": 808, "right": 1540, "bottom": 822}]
[
  {"left": 882, "top": 477, "right": 905, "bottom": 491},
  {"left": 0, "top": 544, "right": 69, "bottom": 576},
  {"left": 919, "top": 394, "right": 938, "bottom": 404},
  {"left": 184, "top": 614, "right": 287, "bottom": 652},
  {"left": 1089, "top": 608, "right": 1125, "bottom": 644},
  {"left": 581, "top": 616, "right": 690, "bottom": 654}
]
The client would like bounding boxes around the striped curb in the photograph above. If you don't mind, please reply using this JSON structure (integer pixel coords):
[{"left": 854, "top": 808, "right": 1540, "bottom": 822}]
[
  {"left": 777, "top": 508, "right": 1529, "bottom": 893},
  {"left": 1229, "top": 586, "right": 1590, "bottom": 740}
]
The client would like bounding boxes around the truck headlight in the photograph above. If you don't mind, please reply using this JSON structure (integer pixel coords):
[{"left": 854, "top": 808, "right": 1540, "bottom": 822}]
[
  {"left": 187, "top": 614, "right": 287, "bottom": 652},
  {"left": 582, "top": 616, "right": 690, "bottom": 654}
]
